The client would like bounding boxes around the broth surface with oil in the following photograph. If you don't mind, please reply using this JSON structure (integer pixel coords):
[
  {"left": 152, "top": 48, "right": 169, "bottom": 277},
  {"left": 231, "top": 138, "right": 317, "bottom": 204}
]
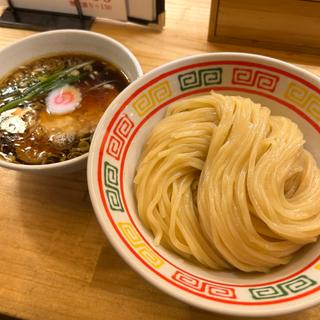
[{"left": 0, "top": 54, "right": 129, "bottom": 164}]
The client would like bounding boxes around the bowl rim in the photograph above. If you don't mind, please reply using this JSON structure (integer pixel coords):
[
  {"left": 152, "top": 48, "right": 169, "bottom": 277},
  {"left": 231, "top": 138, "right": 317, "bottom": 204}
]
[
  {"left": 0, "top": 29, "right": 143, "bottom": 172},
  {"left": 87, "top": 52, "right": 320, "bottom": 317}
]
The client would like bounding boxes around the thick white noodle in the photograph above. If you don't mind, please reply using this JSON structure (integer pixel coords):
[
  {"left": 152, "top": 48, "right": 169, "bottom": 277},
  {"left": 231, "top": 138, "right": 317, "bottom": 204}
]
[{"left": 134, "top": 92, "right": 320, "bottom": 272}]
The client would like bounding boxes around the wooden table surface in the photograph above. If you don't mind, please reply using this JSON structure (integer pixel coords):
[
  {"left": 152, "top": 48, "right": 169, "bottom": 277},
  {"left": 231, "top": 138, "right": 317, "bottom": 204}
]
[{"left": 0, "top": 1, "right": 320, "bottom": 319}]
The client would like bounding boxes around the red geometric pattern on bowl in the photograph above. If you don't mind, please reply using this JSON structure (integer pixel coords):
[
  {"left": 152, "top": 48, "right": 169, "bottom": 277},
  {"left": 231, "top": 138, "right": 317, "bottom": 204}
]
[
  {"left": 232, "top": 67, "right": 279, "bottom": 92},
  {"left": 172, "top": 271, "right": 236, "bottom": 299},
  {"left": 106, "top": 113, "right": 134, "bottom": 160}
]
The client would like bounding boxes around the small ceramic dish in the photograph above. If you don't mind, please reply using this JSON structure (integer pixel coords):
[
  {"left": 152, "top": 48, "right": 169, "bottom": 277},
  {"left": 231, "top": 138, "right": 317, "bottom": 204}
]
[
  {"left": 88, "top": 53, "right": 320, "bottom": 317},
  {"left": 0, "top": 29, "right": 143, "bottom": 173}
]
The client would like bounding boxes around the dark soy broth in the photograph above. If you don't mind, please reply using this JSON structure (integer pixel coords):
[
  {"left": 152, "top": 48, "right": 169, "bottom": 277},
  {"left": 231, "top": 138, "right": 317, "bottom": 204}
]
[{"left": 0, "top": 54, "right": 129, "bottom": 164}]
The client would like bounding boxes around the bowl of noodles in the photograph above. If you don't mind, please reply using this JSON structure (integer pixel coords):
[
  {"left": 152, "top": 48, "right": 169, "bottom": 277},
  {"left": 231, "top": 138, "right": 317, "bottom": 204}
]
[
  {"left": 0, "top": 30, "right": 143, "bottom": 173},
  {"left": 87, "top": 53, "right": 320, "bottom": 317}
]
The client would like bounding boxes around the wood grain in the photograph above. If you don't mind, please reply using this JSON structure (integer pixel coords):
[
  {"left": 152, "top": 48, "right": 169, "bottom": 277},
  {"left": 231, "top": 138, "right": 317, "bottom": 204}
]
[{"left": 0, "top": 1, "right": 320, "bottom": 319}]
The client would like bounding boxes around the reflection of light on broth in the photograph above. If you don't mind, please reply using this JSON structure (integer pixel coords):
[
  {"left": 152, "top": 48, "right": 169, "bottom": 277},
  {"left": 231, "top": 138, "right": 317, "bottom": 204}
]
[
  {"left": 0, "top": 54, "right": 129, "bottom": 164},
  {"left": 0, "top": 108, "right": 27, "bottom": 134}
]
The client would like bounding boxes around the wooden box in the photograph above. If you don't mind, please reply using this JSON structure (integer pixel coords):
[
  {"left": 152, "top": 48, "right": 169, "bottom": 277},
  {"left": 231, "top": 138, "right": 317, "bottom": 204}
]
[{"left": 208, "top": 0, "right": 320, "bottom": 53}]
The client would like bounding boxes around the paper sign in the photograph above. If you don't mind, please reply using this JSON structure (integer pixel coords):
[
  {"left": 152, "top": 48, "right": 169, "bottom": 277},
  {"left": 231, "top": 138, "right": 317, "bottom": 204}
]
[
  {"left": 0, "top": 0, "right": 165, "bottom": 26},
  {"left": 10, "top": 0, "right": 128, "bottom": 21}
]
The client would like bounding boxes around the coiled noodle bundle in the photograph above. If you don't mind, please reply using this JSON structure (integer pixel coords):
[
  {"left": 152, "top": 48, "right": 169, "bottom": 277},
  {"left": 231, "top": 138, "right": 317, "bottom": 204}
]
[{"left": 134, "top": 92, "right": 320, "bottom": 272}]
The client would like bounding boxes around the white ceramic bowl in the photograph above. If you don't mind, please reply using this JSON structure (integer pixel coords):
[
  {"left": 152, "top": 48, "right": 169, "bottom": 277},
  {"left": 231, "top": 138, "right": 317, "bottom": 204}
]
[
  {"left": 88, "top": 53, "right": 320, "bottom": 317},
  {"left": 0, "top": 30, "right": 143, "bottom": 173}
]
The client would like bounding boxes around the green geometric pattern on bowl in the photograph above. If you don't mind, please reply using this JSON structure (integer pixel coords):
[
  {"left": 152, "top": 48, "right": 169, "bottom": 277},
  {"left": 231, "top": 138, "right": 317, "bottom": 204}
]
[
  {"left": 178, "top": 67, "right": 223, "bottom": 91},
  {"left": 249, "top": 275, "right": 317, "bottom": 300},
  {"left": 104, "top": 161, "right": 124, "bottom": 212}
]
